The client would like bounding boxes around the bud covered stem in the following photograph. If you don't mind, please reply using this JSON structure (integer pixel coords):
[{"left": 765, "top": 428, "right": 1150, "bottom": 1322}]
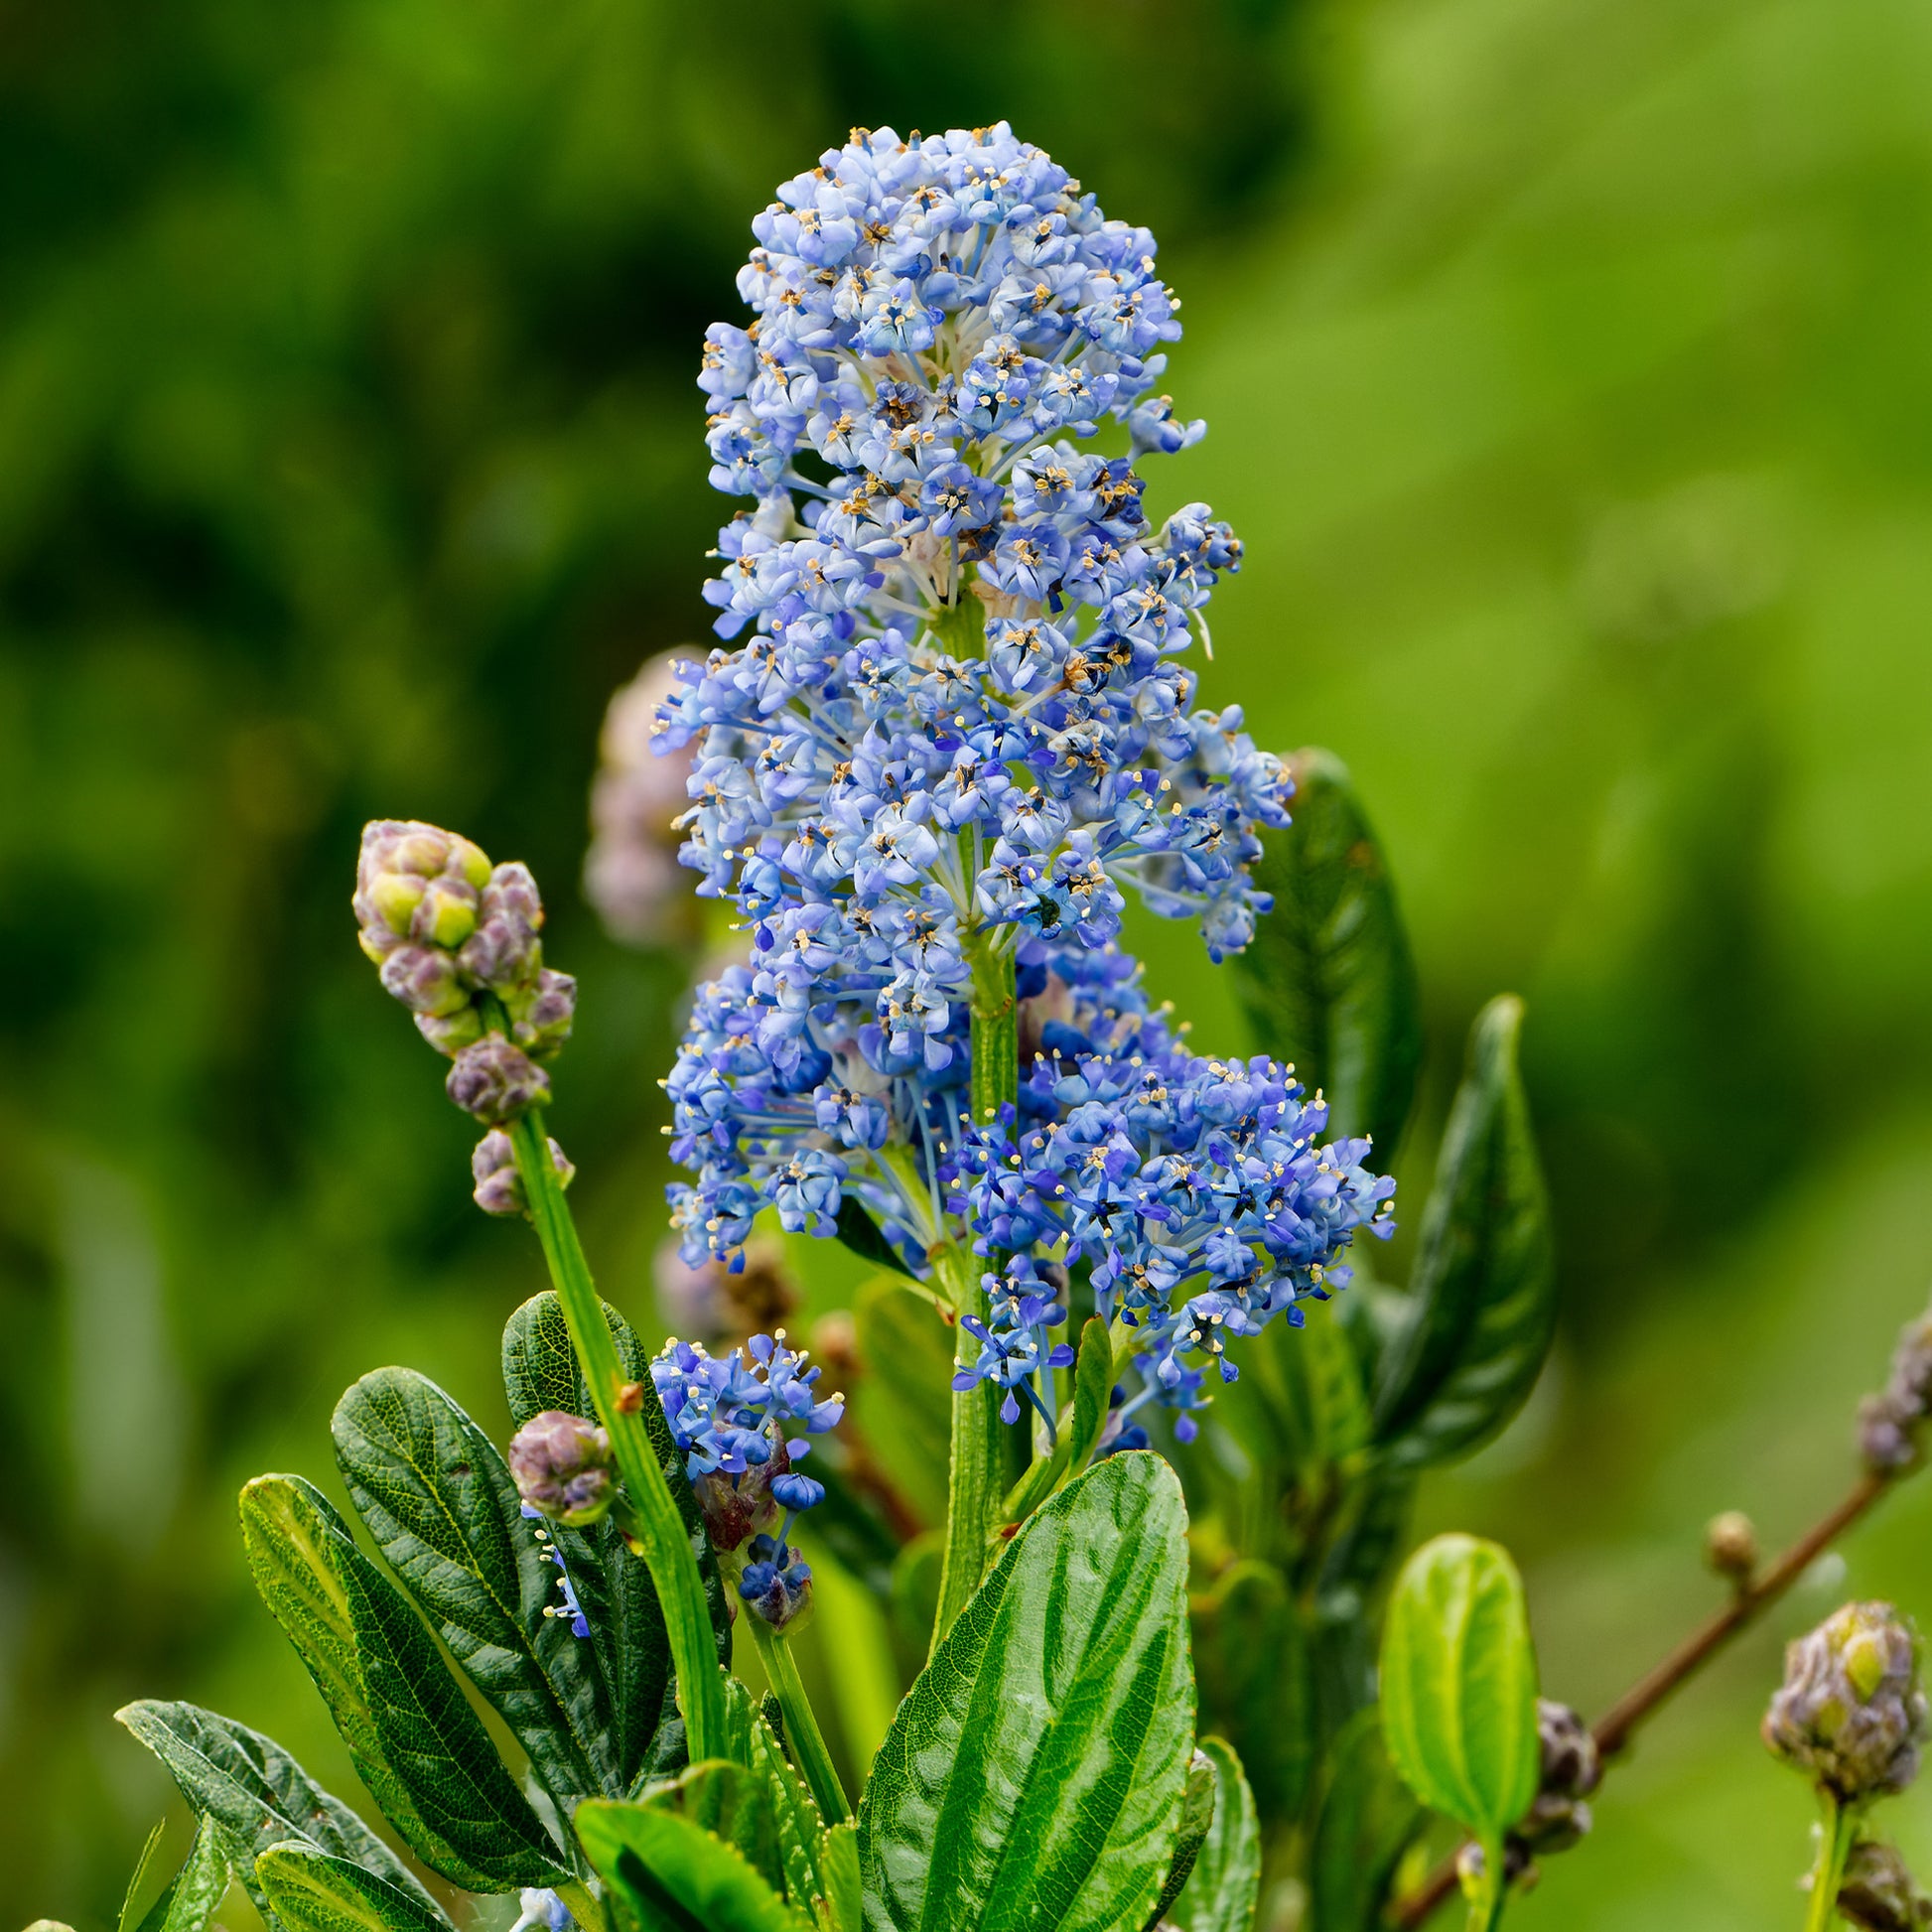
[
  {"left": 503, "top": 1098, "right": 727, "bottom": 1762},
  {"left": 743, "top": 1612, "right": 851, "bottom": 1826}
]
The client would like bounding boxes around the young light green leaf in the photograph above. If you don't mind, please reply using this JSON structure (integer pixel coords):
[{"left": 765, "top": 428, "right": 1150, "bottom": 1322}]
[
  {"left": 1309, "top": 1710, "right": 1426, "bottom": 1932},
  {"left": 333, "top": 1366, "right": 615, "bottom": 1802},
  {"left": 1166, "top": 1740, "right": 1260, "bottom": 1932},
  {"left": 1140, "top": 1749, "right": 1217, "bottom": 1932},
  {"left": 1373, "top": 996, "right": 1557, "bottom": 1470},
  {"left": 859, "top": 1452, "right": 1195, "bottom": 1932},
  {"left": 118, "top": 1821, "right": 169, "bottom": 1932},
  {"left": 1065, "top": 1316, "right": 1114, "bottom": 1480},
  {"left": 1191, "top": 1562, "right": 1315, "bottom": 1828},
  {"left": 816, "top": 1823, "right": 863, "bottom": 1932},
  {"left": 643, "top": 1758, "right": 783, "bottom": 1899},
  {"left": 240, "top": 1472, "right": 567, "bottom": 1890},
  {"left": 850, "top": 1279, "right": 955, "bottom": 1531},
  {"left": 114, "top": 1701, "right": 436, "bottom": 1925},
  {"left": 255, "top": 1845, "right": 451, "bottom": 1932},
  {"left": 576, "top": 1797, "right": 811, "bottom": 1932},
  {"left": 135, "top": 1819, "right": 232, "bottom": 1932},
  {"left": 1232, "top": 748, "right": 1423, "bottom": 1156},
  {"left": 1379, "top": 1534, "right": 1541, "bottom": 1837}
]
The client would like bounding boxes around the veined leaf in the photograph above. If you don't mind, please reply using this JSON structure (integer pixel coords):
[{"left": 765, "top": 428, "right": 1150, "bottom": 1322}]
[
  {"left": 1167, "top": 1740, "right": 1260, "bottom": 1932},
  {"left": 1374, "top": 995, "right": 1556, "bottom": 1470},
  {"left": 1309, "top": 1711, "right": 1425, "bottom": 1932},
  {"left": 859, "top": 1452, "right": 1194, "bottom": 1932},
  {"left": 1379, "top": 1534, "right": 1540, "bottom": 1838},
  {"left": 1140, "top": 1749, "right": 1217, "bottom": 1932},
  {"left": 727, "top": 1677, "right": 830, "bottom": 1909},
  {"left": 255, "top": 1845, "right": 451, "bottom": 1932},
  {"left": 816, "top": 1824, "right": 862, "bottom": 1932},
  {"left": 114, "top": 1702, "right": 436, "bottom": 1926},
  {"left": 333, "top": 1367, "right": 614, "bottom": 1803},
  {"left": 643, "top": 1758, "right": 783, "bottom": 1899},
  {"left": 134, "top": 1818, "right": 232, "bottom": 1932},
  {"left": 577, "top": 1797, "right": 810, "bottom": 1932},
  {"left": 1191, "top": 1562, "right": 1315, "bottom": 1828},
  {"left": 240, "top": 1472, "right": 565, "bottom": 1890},
  {"left": 1233, "top": 748, "right": 1422, "bottom": 1156},
  {"left": 502, "top": 1292, "right": 729, "bottom": 1781}
]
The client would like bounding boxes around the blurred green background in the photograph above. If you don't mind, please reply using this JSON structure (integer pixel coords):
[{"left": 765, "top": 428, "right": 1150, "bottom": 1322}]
[{"left": 4, "top": 0, "right": 1931, "bottom": 1925}]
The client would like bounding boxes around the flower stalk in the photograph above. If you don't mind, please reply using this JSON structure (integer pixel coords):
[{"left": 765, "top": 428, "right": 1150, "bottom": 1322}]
[
  {"left": 1804, "top": 1795, "right": 1858, "bottom": 1932},
  {"left": 744, "top": 1613, "right": 851, "bottom": 1824}
]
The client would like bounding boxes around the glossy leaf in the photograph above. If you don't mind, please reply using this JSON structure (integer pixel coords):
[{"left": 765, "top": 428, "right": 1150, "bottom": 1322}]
[
  {"left": 114, "top": 1701, "right": 436, "bottom": 1925},
  {"left": 834, "top": 1199, "right": 917, "bottom": 1280},
  {"left": 850, "top": 1279, "right": 954, "bottom": 1530},
  {"left": 333, "top": 1366, "right": 614, "bottom": 1801},
  {"left": 859, "top": 1452, "right": 1194, "bottom": 1932},
  {"left": 1379, "top": 1534, "right": 1540, "bottom": 1837},
  {"left": 1168, "top": 1740, "right": 1260, "bottom": 1932},
  {"left": 1309, "top": 1711, "right": 1425, "bottom": 1932},
  {"left": 644, "top": 1756, "right": 782, "bottom": 1898},
  {"left": 1373, "top": 995, "right": 1556, "bottom": 1470},
  {"left": 502, "top": 1291, "right": 730, "bottom": 1781},
  {"left": 131, "top": 1818, "right": 231, "bottom": 1932},
  {"left": 1141, "top": 1749, "right": 1217, "bottom": 1932},
  {"left": 576, "top": 1797, "right": 810, "bottom": 1932},
  {"left": 1066, "top": 1316, "right": 1114, "bottom": 1480},
  {"left": 1232, "top": 747, "right": 1422, "bottom": 1155},
  {"left": 1191, "top": 1561, "right": 1315, "bottom": 1827},
  {"left": 239, "top": 1472, "right": 566, "bottom": 1889},
  {"left": 255, "top": 1846, "right": 451, "bottom": 1932}
]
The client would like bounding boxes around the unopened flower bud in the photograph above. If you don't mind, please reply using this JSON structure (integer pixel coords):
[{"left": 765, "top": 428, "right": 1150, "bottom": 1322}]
[
  {"left": 1511, "top": 1700, "right": 1599, "bottom": 1857},
  {"left": 1839, "top": 1840, "right": 1932, "bottom": 1931},
  {"left": 472, "top": 1131, "right": 574, "bottom": 1216},
  {"left": 447, "top": 1036, "right": 550, "bottom": 1124},
  {"left": 1765, "top": 1602, "right": 1928, "bottom": 1801},
  {"left": 354, "top": 821, "right": 490, "bottom": 961},
  {"left": 416, "top": 1006, "right": 484, "bottom": 1055},
  {"left": 459, "top": 862, "right": 546, "bottom": 993},
  {"left": 1862, "top": 1304, "right": 1932, "bottom": 1475},
  {"left": 1705, "top": 1510, "right": 1759, "bottom": 1584},
  {"left": 378, "top": 944, "right": 469, "bottom": 1018},
  {"left": 513, "top": 968, "right": 578, "bottom": 1061},
  {"left": 738, "top": 1533, "right": 812, "bottom": 1631},
  {"left": 509, "top": 1411, "right": 613, "bottom": 1526}
]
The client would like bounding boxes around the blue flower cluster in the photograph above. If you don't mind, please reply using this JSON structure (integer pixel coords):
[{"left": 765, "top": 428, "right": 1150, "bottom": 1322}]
[{"left": 949, "top": 951, "right": 1396, "bottom": 1439}]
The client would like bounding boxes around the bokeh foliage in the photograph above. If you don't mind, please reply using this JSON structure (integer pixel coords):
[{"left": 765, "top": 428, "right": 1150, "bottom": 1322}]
[{"left": 4, "top": 0, "right": 1932, "bottom": 1925}]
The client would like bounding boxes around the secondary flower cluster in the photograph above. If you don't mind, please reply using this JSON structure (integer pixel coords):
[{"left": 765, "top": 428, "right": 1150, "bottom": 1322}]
[
  {"left": 354, "top": 820, "right": 576, "bottom": 1125},
  {"left": 651, "top": 1330, "right": 843, "bottom": 1628},
  {"left": 1764, "top": 1600, "right": 1928, "bottom": 1802}
]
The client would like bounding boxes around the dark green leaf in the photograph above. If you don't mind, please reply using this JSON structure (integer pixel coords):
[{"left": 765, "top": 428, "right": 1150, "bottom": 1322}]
[
  {"left": 577, "top": 1798, "right": 809, "bottom": 1932},
  {"left": 1141, "top": 1749, "right": 1217, "bottom": 1932},
  {"left": 139, "top": 1819, "right": 232, "bottom": 1932},
  {"left": 643, "top": 1759, "right": 783, "bottom": 1900},
  {"left": 502, "top": 1292, "right": 730, "bottom": 1782},
  {"left": 1379, "top": 1534, "right": 1540, "bottom": 1837},
  {"left": 1167, "top": 1740, "right": 1260, "bottom": 1932},
  {"left": 1373, "top": 995, "right": 1557, "bottom": 1469},
  {"left": 850, "top": 1280, "right": 955, "bottom": 1531},
  {"left": 255, "top": 1845, "right": 451, "bottom": 1932},
  {"left": 240, "top": 1472, "right": 566, "bottom": 1890},
  {"left": 1309, "top": 1711, "right": 1425, "bottom": 1932},
  {"left": 1066, "top": 1317, "right": 1114, "bottom": 1480},
  {"left": 859, "top": 1452, "right": 1195, "bottom": 1932},
  {"left": 114, "top": 1701, "right": 436, "bottom": 1926},
  {"left": 332, "top": 1366, "right": 614, "bottom": 1802},
  {"left": 834, "top": 1199, "right": 917, "bottom": 1280},
  {"left": 1191, "top": 1562, "right": 1315, "bottom": 1828},
  {"left": 1233, "top": 747, "right": 1422, "bottom": 1155}
]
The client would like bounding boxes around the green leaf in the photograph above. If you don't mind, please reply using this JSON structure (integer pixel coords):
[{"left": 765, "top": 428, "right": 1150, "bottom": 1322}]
[
  {"left": 859, "top": 1452, "right": 1195, "bottom": 1932},
  {"left": 119, "top": 1821, "right": 169, "bottom": 1932},
  {"left": 1232, "top": 747, "right": 1423, "bottom": 1155},
  {"left": 1373, "top": 995, "right": 1557, "bottom": 1470},
  {"left": 135, "top": 1819, "right": 232, "bottom": 1932},
  {"left": 114, "top": 1701, "right": 437, "bottom": 1926},
  {"left": 834, "top": 1198, "right": 917, "bottom": 1280},
  {"left": 1140, "top": 1749, "right": 1217, "bottom": 1932},
  {"left": 727, "top": 1678, "right": 829, "bottom": 1908},
  {"left": 1378, "top": 1534, "right": 1541, "bottom": 1837},
  {"left": 255, "top": 1845, "right": 451, "bottom": 1932},
  {"left": 502, "top": 1291, "right": 731, "bottom": 1780},
  {"left": 577, "top": 1797, "right": 810, "bottom": 1932},
  {"left": 1167, "top": 1740, "right": 1260, "bottom": 1932},
  {"left": 1309, "top": 1711, "right": 1425, "bottom": 1932},
  {"left": 816, "top": 1824, "right": 862, "bottom": 1932},
  {"left": 1191, "top": 1562, "right": 1315, "bottom": 1828},
  {"left": 1065, "top": 1316, "right": 1114, "bottom": 1480},
  {"left": 850, "top": 1279, "right": 955, "bottom": 1531},
  {"left": 643, "top": 1758, "right": 783, "bottom": 1899},
  {"left": 239, "top": 1472, "right": 566, "bottom": 1890}
]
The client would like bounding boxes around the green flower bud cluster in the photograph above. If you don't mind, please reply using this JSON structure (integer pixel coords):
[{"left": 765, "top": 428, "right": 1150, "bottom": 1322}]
[
  {"left": 1764, "top": 1601, "right": 1928, "bottom": 1803},
  {"left": 353, "top": 820, "right": 576, "bottom": 1122},
  {"left": 473, "top": 1130, "right": 575, "bottom": 1217}
]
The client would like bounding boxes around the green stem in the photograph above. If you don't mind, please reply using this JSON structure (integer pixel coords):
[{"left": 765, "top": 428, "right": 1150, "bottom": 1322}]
[
  {"left": 1803, "top": 1793, "right": 1856, "bottom": 1932},
  {"left": 504, "top": 1105, "right": 727, "bottom": 1763},
  {"left": 968, "top": 934, "right": 1017, "bottom": 1131},
  {"left": 1463, "top": 1839, "right": 1507, "bottom": 1932},
  {"left": 555, "top": 1876, "right": 605, "bottom": 1932},
  {"left": 745, "top": 1614, "right": 851, "bottom": 1825}
]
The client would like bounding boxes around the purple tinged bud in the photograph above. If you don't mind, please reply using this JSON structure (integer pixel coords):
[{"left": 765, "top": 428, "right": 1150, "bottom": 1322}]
[
  {"left": 514, "top": 968, "right": 577, "bottom": 1061},
  {"left": 416, "top": 1006, "right": 484, "bottom": 1055},
  {"left": 737, "top": 1533, "right": 813, "bottom": 1632},
  {"left": 472, "top": 1131, "right": 574, "bottom": 1217},
  {"left": 1861, "top": 1303, "right": 1932, "bottom": 1475},
  {"left": 509, "top": 1411, "right": 613, "bottom": 1526},
  {"left": 447, "top": 1036, "right": 551, "bottom": 1124},
  {"left": 1838, "top": 1840, "right": 1932, "bottom": 1932},
  {"left": 1765, "top": 1601, "right": 1928, "bottom": 1802},
  {"left": 354, "top": 820, "right": 491, "bottom": 960},
  {"left": 1510, "top": 1700, "right": 1599, "bottom": 1858},
  {"left": 378, "top": 945, "right": 469, "bottom": 1018}
]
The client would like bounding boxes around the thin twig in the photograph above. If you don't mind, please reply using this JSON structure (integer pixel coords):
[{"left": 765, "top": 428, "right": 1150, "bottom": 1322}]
[{"left": 1390, "top": 1469, "right": 1895, "bottom": 1929}]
